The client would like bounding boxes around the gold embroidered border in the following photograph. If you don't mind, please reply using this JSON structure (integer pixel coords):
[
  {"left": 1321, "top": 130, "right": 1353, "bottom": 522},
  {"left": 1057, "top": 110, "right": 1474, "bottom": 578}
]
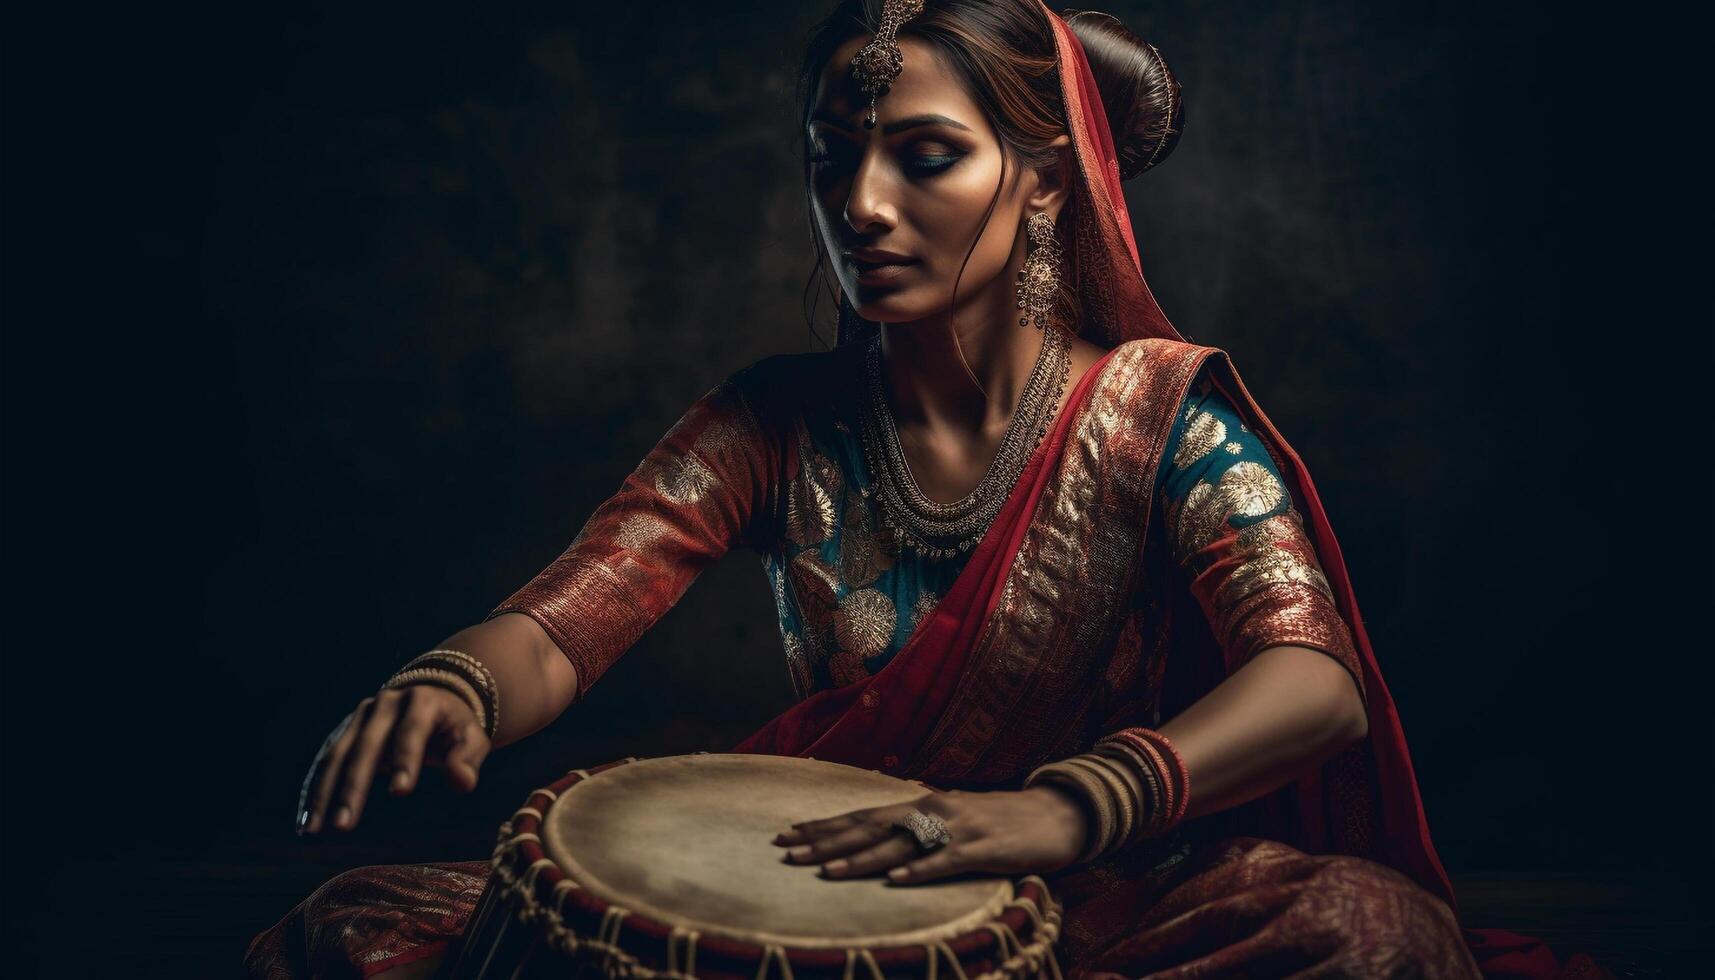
[{"left": 911, "top": 339, "right": 1214, "bottom": 782}]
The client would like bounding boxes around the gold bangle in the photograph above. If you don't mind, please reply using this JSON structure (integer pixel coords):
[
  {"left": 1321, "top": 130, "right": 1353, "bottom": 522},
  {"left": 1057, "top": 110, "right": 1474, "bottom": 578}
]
[
  {"left": 380, "top": 668, "right": 488, "bottom": 735},
  {"left": 399, "top": 649, "right": 500, "bottom": 737},
  {"left": 1072, "top": 754, "right": 1142, "bottom": 855},
  {"left": 421, "top": 649, "right": 498, "bottom": 703},
  {"left": 1092, "top": 742, "right": 1159, "bottom": 851}
]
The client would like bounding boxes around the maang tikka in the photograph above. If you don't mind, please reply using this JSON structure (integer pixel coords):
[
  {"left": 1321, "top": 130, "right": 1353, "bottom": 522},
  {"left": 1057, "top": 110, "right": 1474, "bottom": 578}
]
[
  {"left": 850, "top": 0, "right": 926, "bottom": 128},
  {"left": 1016, "top": 211, "right": 1064, "bottom": 330}
]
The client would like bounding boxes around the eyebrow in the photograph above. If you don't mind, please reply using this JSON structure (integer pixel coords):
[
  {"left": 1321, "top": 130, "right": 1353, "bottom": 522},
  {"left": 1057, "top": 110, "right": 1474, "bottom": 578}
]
[{"left": 809, "top": 111, "right": 974, "bottom": 136}]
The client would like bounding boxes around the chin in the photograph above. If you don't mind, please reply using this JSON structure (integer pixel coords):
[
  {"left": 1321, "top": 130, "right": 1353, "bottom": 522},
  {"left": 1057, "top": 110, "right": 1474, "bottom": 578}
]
[{"left": 849, "top": 287, "right": 931, "bottom": 324}]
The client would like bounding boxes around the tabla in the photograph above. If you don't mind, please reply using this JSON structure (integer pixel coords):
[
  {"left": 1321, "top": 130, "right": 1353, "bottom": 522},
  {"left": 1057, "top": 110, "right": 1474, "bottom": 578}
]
[{"left": 441, "top": 753, "right": 1063, "bottom": 980}]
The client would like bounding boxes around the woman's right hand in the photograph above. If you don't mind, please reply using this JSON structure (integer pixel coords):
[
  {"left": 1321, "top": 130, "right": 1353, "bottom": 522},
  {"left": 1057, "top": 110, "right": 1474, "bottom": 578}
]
[{"left": 296, "top": 685, "right": 492, "bottom": 835}]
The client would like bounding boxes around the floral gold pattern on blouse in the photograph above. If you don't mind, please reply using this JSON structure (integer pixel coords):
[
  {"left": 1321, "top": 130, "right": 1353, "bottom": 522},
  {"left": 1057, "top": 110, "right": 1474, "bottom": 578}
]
[
  {"left": 1166, "top": 481, "right": 1224, "bottom": 565},
  {"left": 611, "top": 512, "right": 675, "bottom": 553},
  {"left": 1224, "top": 512, "right": 1336, "bottom": 602},
  {"left": 839, "top": 489, "right": 897, "bottom": 589},
  {"left": 1216, "top": 460, "right": 1287, "bottom": 519},
  {"left": 635, "top": 450, "right": 717, "bottom": 507},
  {"left": 833, "top": 588, "right": 897, "bottom": 682},
  {"left": 785, "top": 419, "right": 842, "bottom": 548},
  {"left": 1157, "top": 377, "right": 1365, "bottom": 693},
  {"left": 909, "top": 591, "right": 940, "bottom": 632},
  {"left": 1172, "top": 410, "right": 1226, "bottom": 469},
  {"left": 788, "top": 550, "right": 840, "bottom": 642}
]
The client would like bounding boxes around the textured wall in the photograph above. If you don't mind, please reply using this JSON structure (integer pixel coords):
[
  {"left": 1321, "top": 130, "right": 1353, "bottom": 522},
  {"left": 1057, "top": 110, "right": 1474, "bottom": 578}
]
[{"left": 4, "top": 0, "right": 1697, "bottom": 894}]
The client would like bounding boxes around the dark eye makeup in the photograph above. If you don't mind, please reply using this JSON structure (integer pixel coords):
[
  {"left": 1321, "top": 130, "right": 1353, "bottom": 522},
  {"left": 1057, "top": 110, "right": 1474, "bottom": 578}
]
[
  {"left": 806, "top": 144, "right": 967, "bottom": 176},
  {"left": 806, "top": 132, "right": 967, "bottom": 177}
]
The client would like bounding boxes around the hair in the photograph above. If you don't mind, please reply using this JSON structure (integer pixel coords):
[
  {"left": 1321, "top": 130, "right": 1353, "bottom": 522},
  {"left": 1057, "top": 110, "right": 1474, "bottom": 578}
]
[{"left": 796, "top": 0, "right": 1183, "bottom": 352}]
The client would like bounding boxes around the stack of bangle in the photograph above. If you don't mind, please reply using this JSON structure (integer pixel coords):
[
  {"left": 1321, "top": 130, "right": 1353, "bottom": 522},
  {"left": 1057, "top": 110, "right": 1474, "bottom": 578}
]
[
  {"left": 380, "top": 648, "right": 501, "bottom": 740},
  {"left": 1023, "top": 726, "right": 1190, "bottom": 864}
]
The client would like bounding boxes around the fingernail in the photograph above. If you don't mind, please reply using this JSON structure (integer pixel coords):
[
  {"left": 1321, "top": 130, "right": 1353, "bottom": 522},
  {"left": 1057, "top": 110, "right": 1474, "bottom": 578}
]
[
  {"left": 822, "top": 859, "right": 847, "bottom": 877},
  {"left": 335, "top": 804, "right": 352, "bottom": 829},
  {"left": 392, "top": 771, "right": 409, "bottom": 791},
  {"left": 788, "top": 846, "right": 811, "bottom": 862},
  {"left": 888, "top": 867, "right": 909, "bottom": 881},
  {"left": 295, "top": 811, "right": 309, "bottom": 835}
]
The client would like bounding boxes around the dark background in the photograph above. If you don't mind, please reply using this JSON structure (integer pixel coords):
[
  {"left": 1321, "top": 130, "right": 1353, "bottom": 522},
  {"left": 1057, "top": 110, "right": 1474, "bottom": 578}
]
[{"left": 3, "top": 0, "right": 1704, "bottom": 974}]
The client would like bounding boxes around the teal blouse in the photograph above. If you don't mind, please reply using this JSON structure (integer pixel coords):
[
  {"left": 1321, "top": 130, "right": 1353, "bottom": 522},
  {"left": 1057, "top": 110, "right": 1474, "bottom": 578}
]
[{"left": 763, "top": 367, "right": 1290, "bottom": 698}]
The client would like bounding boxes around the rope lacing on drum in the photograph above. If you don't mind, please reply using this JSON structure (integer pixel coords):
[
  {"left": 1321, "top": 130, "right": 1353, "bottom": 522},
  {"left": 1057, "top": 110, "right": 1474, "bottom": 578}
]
[
  {"left": 754, "top": 944, "right": 795, "bottom": 980},
  {"left": 598, "top": 906, "right": 630, "bottom": 975},
  {"left": 544, "top": 879, "right": 584, "bottom": 955},
  {"left": 842, "top": 948, "right": 886, "bottom": 980},
  {"left": 667, "top": 926, "right": 700, "bottom": 978},
  {"left": 927, "top": 939, "right": 967, "bottom": 980}
]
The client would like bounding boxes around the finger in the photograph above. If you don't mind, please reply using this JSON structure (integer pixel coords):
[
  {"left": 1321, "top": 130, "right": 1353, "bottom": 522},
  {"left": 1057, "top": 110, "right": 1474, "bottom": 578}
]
[
  {"left": 888, "top": 845, "right": 970, "bottom": 884},
  {"left": 301, "top": 710, "right": 365, "bottom": 834},
  {"left": 442, "top": 718, "right": 490, "bottom": 793},
  {"left": 783, "top": 815, "right": 900, "bottom": 865},
  {"left": 819, "top": 834, "right": 920, "bottom": 879},
  {"left": 775, "top": 801, "right": 912, "bottom": 846},
  {"left": 385, "top": 688, "right": 440, "bottom": 795},
  {"left": 329, "top": 691, "right": 405, "bottom": 830},
  {"left": 774, "top": 811, "right": 864, "bottom": 846}
]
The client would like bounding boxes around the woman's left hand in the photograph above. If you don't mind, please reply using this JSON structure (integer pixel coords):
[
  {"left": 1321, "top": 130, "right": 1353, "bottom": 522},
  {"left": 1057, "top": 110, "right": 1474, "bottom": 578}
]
[{"left": 772, "top": 787, "right": 1089, "bottom": 884}]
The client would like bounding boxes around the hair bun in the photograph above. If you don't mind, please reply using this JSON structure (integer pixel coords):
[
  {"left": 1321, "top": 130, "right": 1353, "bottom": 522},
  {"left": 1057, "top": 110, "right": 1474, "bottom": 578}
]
[{"left": 1061, "top": 9, "right": 1183, "bottom": 179}]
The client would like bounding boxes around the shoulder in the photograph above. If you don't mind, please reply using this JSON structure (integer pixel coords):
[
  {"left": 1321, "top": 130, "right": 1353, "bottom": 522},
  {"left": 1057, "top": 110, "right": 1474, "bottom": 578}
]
[
  {"left": 1106, "top": 336, "right": 1224, "bottom": 369},
  {"left": 1156, "top": 371, "right": 1287, "bottom": 524},
  {"left": 1073, "top": 337, "right": 1231, "bottom": 437},
  {"left": 1087, "top": 337, "right": 1229, "bottom": 401}
]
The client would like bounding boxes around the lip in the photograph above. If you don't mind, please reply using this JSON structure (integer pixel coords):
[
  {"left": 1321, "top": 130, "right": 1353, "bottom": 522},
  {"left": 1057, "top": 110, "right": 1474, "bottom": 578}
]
[{"left": 845, "top": 248, "right": 919, "bottom": 285}]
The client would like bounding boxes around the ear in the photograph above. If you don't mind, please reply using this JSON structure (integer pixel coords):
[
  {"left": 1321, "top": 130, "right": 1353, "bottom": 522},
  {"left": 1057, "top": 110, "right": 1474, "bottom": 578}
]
[{"left": 1025, "top": 134, "right": 1075, "bottom": 222}]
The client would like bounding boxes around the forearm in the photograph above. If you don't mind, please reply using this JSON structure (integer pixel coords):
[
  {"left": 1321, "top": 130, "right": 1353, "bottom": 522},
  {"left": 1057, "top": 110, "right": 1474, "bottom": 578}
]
[
  {"left": 1160, "top": 643, "right": 1367, "bottom": 820},
  {"left": 430, "top": 612, "right": 579, "bottom": 749}
]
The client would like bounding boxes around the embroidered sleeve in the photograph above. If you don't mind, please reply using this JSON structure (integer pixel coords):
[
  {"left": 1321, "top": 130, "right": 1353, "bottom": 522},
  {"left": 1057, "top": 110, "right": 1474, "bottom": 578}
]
[
  {"left": 1156, "top": 375, "right": 1366, "bottom": 705},
  {"left": 484, "top": 373, "right": 780, "bottom": 702}
]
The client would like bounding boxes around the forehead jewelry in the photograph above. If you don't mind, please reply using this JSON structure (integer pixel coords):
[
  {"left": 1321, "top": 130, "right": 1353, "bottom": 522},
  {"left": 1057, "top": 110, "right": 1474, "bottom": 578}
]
[{"left": 849, "top": 0, "right": 926, "bottom": 129}]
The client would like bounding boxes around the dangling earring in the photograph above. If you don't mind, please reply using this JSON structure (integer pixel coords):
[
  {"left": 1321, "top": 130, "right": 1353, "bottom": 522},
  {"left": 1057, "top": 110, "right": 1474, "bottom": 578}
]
[{"left": 1015, "top": 211, "right": 1063, "bottom": 331}]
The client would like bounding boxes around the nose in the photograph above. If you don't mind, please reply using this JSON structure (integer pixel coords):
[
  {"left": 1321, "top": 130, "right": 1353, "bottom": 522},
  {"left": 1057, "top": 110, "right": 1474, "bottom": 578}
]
[{"left": 842, "top": 150, "right": 896, "bottom": 235}]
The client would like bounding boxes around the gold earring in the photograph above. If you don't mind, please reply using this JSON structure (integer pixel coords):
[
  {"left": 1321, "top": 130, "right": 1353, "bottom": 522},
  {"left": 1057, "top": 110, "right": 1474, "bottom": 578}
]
[{"left": 1016, "top": 211, "right": 1063, "bottom": 330}]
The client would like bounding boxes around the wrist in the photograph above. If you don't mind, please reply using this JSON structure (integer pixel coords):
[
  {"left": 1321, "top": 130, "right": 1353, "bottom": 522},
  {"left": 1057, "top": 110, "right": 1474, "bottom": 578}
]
[
  {"left": 383, "top": 649, "right": 501, "bottom": 739},
  {"left": 1020, "top": 783, "right": 1094, "bottom": 863}
]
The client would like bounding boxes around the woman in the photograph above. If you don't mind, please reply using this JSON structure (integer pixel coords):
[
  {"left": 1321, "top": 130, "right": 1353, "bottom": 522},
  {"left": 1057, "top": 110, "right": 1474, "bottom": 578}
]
[{"left": 247, "top": 2, "right": 1607, "bottom": 978}]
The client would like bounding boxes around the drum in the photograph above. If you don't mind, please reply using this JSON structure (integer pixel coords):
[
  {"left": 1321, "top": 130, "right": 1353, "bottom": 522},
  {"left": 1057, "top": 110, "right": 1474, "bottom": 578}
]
[{"left": 441, "top": 753, "right": 1064, "bottom": 980}]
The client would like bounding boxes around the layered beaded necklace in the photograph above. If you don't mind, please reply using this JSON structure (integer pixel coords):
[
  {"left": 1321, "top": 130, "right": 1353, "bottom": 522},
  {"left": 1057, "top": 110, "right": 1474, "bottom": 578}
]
[{"left": 856, "top": 325, "right": 1072, "bottom": 560}]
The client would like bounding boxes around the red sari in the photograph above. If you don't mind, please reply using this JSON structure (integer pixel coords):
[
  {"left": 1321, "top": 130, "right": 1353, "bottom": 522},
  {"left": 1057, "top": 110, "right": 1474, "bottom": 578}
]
[{"left": 245, "top": 4, "right": 1610, "bottom": 978}]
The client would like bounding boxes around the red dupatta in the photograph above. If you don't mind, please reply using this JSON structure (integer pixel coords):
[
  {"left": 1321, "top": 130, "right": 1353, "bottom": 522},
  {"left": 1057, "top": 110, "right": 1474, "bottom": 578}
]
[
  {"left": 738, "top": 6, "right": 1597, "bottom": 977},
  {"left": 734, "top": 341, "right": 1119, "bottom": 766}
]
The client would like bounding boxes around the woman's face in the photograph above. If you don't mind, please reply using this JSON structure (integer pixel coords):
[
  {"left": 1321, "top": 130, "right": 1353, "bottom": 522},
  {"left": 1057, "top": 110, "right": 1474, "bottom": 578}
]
[{"left": 807, "top": 35, "right": 1060, "bottom": 325}]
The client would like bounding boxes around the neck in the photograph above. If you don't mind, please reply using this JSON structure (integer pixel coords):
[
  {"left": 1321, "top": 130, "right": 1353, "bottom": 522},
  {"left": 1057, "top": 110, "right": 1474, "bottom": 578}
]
[{"left": 877, "top": 248, "right": 1042, "bottom": 438}]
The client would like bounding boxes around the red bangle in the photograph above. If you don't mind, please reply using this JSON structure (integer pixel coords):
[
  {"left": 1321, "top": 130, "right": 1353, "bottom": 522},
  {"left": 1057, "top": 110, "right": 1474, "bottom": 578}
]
[{"left": 1097, "top": 727, "right": 1192, "bottom": 836}]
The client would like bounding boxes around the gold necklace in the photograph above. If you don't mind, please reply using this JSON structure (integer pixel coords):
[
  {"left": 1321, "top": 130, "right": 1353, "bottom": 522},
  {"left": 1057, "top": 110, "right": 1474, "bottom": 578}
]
[{"left": 857, "top": 326, "right": 1071, "bottom": 559}]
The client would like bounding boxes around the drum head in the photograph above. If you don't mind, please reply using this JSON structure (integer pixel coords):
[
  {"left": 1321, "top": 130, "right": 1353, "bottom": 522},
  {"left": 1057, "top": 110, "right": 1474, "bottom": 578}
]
[{"left": 540, "top": 754, "right": 1013, "bottom": 948}]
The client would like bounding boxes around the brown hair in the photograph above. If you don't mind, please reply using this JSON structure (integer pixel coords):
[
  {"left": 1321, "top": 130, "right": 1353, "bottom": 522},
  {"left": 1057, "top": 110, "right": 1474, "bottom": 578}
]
[{"left": 797, "top": 0, "right": 1183, "bottom": 349}]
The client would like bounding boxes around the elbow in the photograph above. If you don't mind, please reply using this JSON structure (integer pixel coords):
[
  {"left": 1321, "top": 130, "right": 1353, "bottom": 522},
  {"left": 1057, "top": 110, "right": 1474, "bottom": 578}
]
[
  {"left": 1335, "top": 676, "right": 1368, "bottom": 744},
  {"left": 1308, "top": 655, "right": 1368, "bottom": 747},
  {"left": 1280, "top": 645, "right": 1369, "bottom": 747},
  {"left": 1344, "top": 696, "right": 1369, "bottom": 743}
]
